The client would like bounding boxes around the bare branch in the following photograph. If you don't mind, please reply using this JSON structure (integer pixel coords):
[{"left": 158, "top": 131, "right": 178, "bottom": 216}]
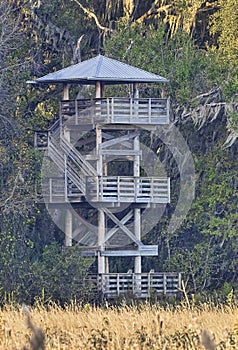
[{"left": 71, "top": 0, "right": 113, "bottom": 33}]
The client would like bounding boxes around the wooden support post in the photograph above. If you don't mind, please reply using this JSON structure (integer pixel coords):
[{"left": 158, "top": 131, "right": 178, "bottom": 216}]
[
  {"left": 134, "top": 135, "right": 141, "bottom": 274},
  {"left": 105, "top": 256, "right": 109, "bottom": 274},
  {"left": 98, "top": 209, "right": 105, "bottom": 274},
  {"left": 133, "top": 83, "right": 139, "bottom": 99},
  {"left": 96, "top": 124, "right": 106, "bottom": 274},
  {"left": 95, "top": 81, "right": 101, "bottom": 98},
  {"left": 134, "top": 208, "right": 141, "bottom": 274},
  {"left": 96, "top": 126, "right": 103, "bottom": 179},
  {"left": 62, "top": 83, "right": 72, "bottom": 248},
  {"left": 103, "top": 156, "right": 109, "bottom": 274},
  {"left": 65, "top": 209, "right": 73, "bottom": 247},
  {"left": 63, "top": 83, "right": 69, "bottom": 100}
]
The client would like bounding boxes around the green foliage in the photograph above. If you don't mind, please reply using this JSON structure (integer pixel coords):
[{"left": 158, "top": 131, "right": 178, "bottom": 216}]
[
  {"left": 105, "top": 21, "right": 210, "bottom": 103},
  {"left": 30, "top": 244, "right": 94, "bottom": 305},
  {"left": 208, "top": 0, "right": 238, "bottom": 100}
]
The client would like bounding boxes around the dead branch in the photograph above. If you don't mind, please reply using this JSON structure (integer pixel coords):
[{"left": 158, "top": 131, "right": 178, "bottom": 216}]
[
  {"left": 71, "top": 0, "right": 113, "bottom": 33},
  {"left": 136, "top": 0, "right": 170, "bottom": 23}
]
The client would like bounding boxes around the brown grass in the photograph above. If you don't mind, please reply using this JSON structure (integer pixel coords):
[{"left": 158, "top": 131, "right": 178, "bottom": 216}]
[{"left": 0, "top": 302, "right": 237, "bottom": 349}]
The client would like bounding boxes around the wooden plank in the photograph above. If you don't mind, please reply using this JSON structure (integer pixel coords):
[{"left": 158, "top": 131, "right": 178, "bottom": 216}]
[{"left": 99, "top": 150, "right": 142, "bottom": 156}]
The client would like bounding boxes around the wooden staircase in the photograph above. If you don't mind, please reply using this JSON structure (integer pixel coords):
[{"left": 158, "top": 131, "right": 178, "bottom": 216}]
[{"left": 36, "top": 101, "right": 167, "bottom": 256}]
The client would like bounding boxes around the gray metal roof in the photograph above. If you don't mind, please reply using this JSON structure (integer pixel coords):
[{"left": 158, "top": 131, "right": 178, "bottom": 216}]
[{"left": 30, "top": 55, "right": 168, "bottom": 85}]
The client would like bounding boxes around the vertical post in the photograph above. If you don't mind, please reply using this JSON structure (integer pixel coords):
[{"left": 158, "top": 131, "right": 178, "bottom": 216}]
[
  {"left": 96, "top": 125, "right": 105, "bottom": 274},
  {"left": 63, "top": 83, "right": 69, "bottom": 100},
  {"left": 134, "top": 135, "right": 141, "bottom": 275},
  {"left": 102, "top": 157, "right": 109, "bottom": 273},
  {"left": 49, "top": 178, "right": 52, "bottom": 203},
  {"left": 166, "top": 97, "right": 170, "bottom": 124},
  {"left": 61, "top": 84, "right": 70, "bottom": 136},
  {"left": 95, "top": 81, "right": 101, "bottom": 98},
  {"left": 133, "top": 83, "right": 139, "bottom": 98},
  {"left": 95, "top": 81, "right": 102, "bottom": 123},
  {"left": 65, "top": 209, "right": 73, "bottom": 247},
  {"left": 133, "top": 83, "right": 139, "bottom": 123},
  {"left": 63, "top": 92, "right": 73, "bottom": 246},
  {"left": 134, "top": 209, "right": 141, "bottom": 273},
  {"left": 163, "top": 273, "right": 167, "bottom": 295},
  {"left": 98, "top": 209, "right": 105, "bottom": 274}
]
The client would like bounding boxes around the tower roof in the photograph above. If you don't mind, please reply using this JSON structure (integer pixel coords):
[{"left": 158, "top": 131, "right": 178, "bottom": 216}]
[{"left": 29, "top": 55, "right": 168, "bottom": 85}]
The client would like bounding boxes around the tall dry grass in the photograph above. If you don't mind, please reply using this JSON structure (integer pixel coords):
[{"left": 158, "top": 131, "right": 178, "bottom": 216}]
[{"left": 0, "top": 302, "right": 237, "bottom": 349}]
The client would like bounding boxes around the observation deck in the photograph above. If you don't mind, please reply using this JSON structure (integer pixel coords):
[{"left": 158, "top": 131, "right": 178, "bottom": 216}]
[{"left": 61, "top": 97, "right": 169, "bottom": 126}]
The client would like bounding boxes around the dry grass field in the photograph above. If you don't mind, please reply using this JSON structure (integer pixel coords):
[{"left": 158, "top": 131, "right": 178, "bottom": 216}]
[{"left": 0, "top": 302, "right": 238, "bottom": 349}]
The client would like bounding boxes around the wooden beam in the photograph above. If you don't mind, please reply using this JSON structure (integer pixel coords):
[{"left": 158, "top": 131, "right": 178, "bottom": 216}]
[
  {"left": 99, "top": 149, "right": 142, "bottom": 156},
  {"left": 104, "top": 210, "right": 133, "bottom": 243},
  {"left": 103, "top": 209, "right": 142, "bottom": 246},
  {"left": 101, "top": 246, "right": 158, "bottom": 256},
  {"left": 101, "top": 131, "right": 140, "bottom": 149}
]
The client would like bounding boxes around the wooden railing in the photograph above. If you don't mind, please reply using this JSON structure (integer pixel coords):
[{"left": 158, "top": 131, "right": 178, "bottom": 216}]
[
  {"left": 85, "top": 272, "right": 181, "bottom": 298},
  {"left": 41, "top": 177, "right": 84, "bottom": 202},
  {"left": 86, "top": 176, "right": 170, "bottom": 204},
  {"left": 61, "top": 97, "right": 169, "bottom": 125}
]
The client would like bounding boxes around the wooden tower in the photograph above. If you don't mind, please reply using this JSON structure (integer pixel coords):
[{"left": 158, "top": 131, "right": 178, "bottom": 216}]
[{"left": 31, "top": 55, "right": 181, "bottom": 298}]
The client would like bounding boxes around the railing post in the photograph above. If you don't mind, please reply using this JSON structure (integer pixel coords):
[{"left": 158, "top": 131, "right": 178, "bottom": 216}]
[
  {"left": 117, "top": 176, "right": 120, "bottom": 202},
  {"left": 111, "top": 97, "right": 114, "bottom": 122},
  {"left": 168, "top": 177, "right": 170, "bottom": 203},
  {"left": 75, "top": 99, "right": 78, "bottom": 125},
  {"left": 97, "top": 176, "right": 101, "bottom": 201},
  {"left": 151, "top": 177, "right": 154, "bottom": 202},
  {"left": 148, "top": 272, "right": 151, "bottom": 297},
  {"left": 163, "top": 273, "right": 167, "bottom": 295},
  {"left": 178, "top": 272, "right": 182, "bottom": 290},
  {"left": 49, "top": 178, "right": 52, "bottom": 203},
  {"left": 148, "top": 98, "right": 151, "bottom": 124},
  {"left": 130, "top": 98, "right": 133, "bottom": 122},
  {"left": 107, "top": 98, "right": 110, "bottom": 123},
  {"left": 166, "top": 97, "right": 170, "bottom": 124},
  {"left": 117, "top": 273, "right": 120, "bottom": 296}
]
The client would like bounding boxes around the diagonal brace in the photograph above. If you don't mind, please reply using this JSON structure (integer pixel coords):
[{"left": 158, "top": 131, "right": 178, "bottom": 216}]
[
  {"left": 104, "top": 210, "right": 133, "bottom": 243},
  {"left": 103, "top": 208, "right": 142, "bottom": 246}
]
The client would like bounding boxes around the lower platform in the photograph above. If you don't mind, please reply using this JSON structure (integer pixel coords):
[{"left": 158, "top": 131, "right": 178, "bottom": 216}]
[{"left": 84, "top": 272, "right": 182, "bottom": 299}]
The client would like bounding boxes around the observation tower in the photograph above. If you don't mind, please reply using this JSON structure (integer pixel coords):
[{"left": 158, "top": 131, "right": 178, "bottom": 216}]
[{"left": 31, "top": 55, "right": 181, "bottom": 298}]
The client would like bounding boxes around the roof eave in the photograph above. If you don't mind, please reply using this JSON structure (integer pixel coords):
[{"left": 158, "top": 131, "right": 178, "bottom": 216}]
[{"left": 30, "top": 77, "right": 169, "bottom": 85}]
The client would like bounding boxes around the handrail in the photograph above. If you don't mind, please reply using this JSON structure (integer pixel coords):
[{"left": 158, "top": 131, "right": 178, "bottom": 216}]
[
  {"left": 93, "top": 272, "right": 182, "bottom": 297},
  {"left": 48, "top": 136, "right": 87, "bottom": 194},
  {"left": 60, "top": 137, "right": 97, "bottom": 177},
  {"left": 60, "top": 97, "right": 169, "bottom": 125},
  {"left": 86, "top": 176, "right": 170, "bottom": 203}
]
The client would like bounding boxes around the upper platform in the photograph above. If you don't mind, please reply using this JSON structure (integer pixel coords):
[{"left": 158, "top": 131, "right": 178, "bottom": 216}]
[
  {"left": 28, "top": 54, "right": 170, "bottom": 126},
  {"left": 61, "top": 97, "right": 170, "bottom": 126}
]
